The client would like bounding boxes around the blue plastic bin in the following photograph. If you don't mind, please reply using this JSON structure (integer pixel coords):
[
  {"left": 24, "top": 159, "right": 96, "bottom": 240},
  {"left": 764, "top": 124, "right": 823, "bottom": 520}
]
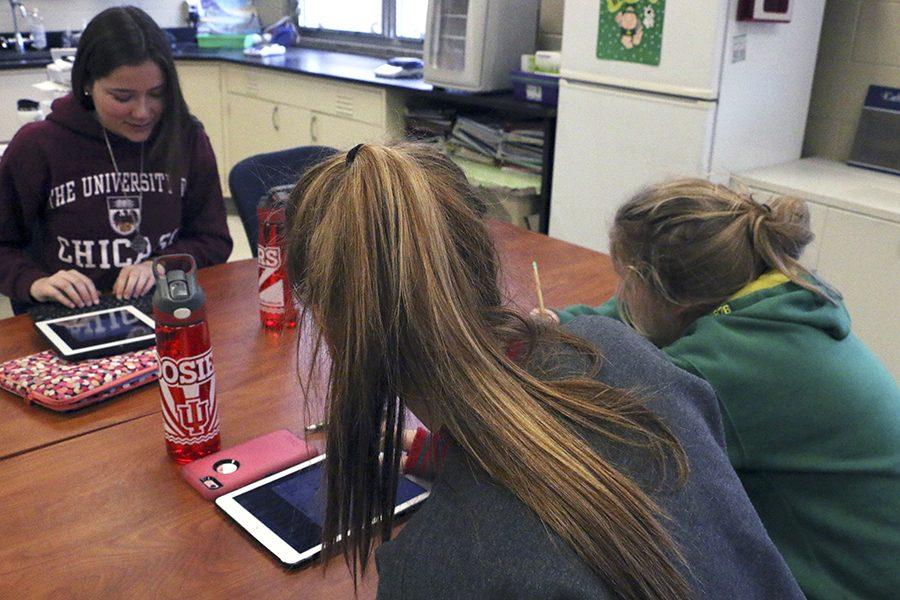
[{"left": 510, "top": 70, "right": 559, "bottom": 106}]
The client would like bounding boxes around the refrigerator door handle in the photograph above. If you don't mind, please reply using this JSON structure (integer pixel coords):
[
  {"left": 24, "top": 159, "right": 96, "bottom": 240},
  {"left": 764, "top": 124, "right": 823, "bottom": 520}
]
[{"left": 561, "top": 78, "right": 717, "bottom": 111}]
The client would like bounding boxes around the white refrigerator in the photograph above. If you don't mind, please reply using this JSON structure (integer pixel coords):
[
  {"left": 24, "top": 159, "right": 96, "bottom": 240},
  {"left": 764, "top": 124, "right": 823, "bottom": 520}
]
[{"left": 549, "top": 0, "right": 826, "bottom": 253}]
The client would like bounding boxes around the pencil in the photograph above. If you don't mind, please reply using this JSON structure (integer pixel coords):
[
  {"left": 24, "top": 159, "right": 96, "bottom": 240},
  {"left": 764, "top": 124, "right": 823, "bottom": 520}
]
[{"left": 532, "top": 261, "right": 545, "bottom": 314}]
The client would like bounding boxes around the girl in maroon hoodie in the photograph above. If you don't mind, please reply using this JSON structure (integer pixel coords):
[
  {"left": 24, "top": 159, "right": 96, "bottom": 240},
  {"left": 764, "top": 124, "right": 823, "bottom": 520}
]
[{"left": 0, "top": 7, "right": 232, "bottom": 312}]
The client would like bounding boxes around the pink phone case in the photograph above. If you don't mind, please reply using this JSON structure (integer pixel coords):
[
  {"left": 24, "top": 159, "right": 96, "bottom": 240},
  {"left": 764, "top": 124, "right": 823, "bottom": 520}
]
[{"left": 180, "top": 429, "right": 319, "bottom": 500}]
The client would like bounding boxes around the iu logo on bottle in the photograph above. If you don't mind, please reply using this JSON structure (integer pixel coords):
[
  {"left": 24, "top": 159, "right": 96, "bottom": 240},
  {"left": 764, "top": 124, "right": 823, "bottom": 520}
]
[
  {"left": 157, "top": 349, "right": 219, "bottom": 445},
  {"left": 258, "top": 245, "right": 287, "bottom": 313}
]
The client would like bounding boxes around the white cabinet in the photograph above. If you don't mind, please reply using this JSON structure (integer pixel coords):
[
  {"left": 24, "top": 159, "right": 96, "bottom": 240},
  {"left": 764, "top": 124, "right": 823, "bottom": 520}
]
[
  {"left": 308, "top": 111, "right": 382, "bottom": 149},
  {"left": 221, "top": 65, "right": 399, "bottom": 175},
  {"left": 734, "top": 158, "right": 900, "bottom": 380},
  {"left": 0, "top": 69, "right": 47, "bottom": 143},
  {"left": 176, "top": 62, "right": 227, "bottom": 191},
  {"left": 225, "top": 93, "right": 312, "bottom": 164},
  {"left": 816, "top": 208, "right": 900, "bottom": 377},
  {"left": 173, "top": 60, "right": 404, "bottom": 193}
]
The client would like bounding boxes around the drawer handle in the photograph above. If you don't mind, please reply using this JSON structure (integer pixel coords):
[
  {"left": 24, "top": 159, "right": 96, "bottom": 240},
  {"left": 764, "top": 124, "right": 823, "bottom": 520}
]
[
  {"left": 310, "top": 114, "right": 319, "bottom": 142},
  {"left": 272, "top": 105, "right": 280, "bottom": 131}
]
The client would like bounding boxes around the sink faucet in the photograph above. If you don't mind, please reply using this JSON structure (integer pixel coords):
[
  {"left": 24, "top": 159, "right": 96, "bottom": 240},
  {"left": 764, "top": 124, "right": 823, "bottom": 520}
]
[{"left": 8, "top": 0, "right": 27, "bottom": 53}]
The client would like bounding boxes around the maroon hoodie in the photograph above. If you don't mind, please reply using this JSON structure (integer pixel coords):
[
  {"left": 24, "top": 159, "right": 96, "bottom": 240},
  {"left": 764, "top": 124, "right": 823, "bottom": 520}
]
[{"left": 0, "top": 94, "right": 232, "bottom": 303}]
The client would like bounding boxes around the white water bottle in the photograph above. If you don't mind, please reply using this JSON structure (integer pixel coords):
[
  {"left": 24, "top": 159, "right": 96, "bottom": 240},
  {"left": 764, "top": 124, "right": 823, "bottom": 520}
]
[{"left": 30, "top": 9, "right": 47, "bottom": 50}]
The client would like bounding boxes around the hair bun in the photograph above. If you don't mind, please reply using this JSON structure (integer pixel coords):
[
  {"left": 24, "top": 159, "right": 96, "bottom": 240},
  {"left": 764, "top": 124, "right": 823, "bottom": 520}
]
[{"left": 761, "top": 195, "right": 813, "bottom": 260}]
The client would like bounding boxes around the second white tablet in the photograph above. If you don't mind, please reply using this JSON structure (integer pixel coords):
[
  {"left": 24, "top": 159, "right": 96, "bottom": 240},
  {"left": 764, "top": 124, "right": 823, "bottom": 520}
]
[{"left": 216, "top": 454, "right": 431, "bottom": 566}]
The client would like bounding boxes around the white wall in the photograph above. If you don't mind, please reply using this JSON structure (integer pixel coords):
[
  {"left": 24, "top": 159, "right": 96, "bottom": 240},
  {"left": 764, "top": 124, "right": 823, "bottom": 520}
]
[
  {"left": 538, "top": 0, "right": 563, "bottom": 50},
  {"left": 0, "top": 1, "right": 185, "bottom": 31},
  {"left": 803, "top": 0, "right": 900, "bottom": 161},
  {"left": 4, "top": 1, "right": 554, "bottom": 42},
  {"left": 0, "top": 1, "right": 292, "bottom": 33}
]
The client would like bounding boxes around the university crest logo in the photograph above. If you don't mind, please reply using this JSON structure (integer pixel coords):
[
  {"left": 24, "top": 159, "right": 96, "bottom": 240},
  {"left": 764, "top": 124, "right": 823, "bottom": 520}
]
[{"left": 107, "top": 195, "right": 142, "bottom": 235}]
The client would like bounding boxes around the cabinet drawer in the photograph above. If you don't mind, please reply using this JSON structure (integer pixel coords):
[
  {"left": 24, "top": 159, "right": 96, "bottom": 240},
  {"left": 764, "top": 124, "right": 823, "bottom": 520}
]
[
  {"left": 300, "top": 78, "right": 386, "bottom": 126},
  {"left": 225, "top": 65, "right": 273, "bottom": 98},
  {"left": 225, "top": 66, "right": 386, "bottom": 126}
]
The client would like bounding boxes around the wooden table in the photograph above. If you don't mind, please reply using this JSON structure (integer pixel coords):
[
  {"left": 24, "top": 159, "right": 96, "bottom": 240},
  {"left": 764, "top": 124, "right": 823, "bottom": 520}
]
[{"left": 0, "top": 222, "right": 616, "bottom": 598}]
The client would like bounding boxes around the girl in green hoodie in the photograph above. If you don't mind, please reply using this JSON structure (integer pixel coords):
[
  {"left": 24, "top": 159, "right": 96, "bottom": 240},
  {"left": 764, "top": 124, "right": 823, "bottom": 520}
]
[{"left": 549, "top": 179, "right": 900, "bottom": 600}]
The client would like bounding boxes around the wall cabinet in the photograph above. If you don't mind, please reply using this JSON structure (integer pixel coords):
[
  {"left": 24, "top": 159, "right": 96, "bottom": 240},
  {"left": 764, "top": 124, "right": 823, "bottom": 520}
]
[{"left": 0, "top": 69, "right": 47, "bottom": 143}]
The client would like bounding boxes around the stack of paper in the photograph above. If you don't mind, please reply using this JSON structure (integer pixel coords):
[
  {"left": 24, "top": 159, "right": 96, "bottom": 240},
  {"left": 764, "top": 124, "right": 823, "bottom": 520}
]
[
  {"left": 405, "top": 112, "right": 545, "bottom": 175},
  {"left": 404, "top": 107, "right": 456, "bottom": 143}
]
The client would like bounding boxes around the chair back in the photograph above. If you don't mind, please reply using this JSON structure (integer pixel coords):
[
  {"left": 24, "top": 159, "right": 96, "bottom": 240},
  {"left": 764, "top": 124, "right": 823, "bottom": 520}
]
[{"left": 228, "top": 146, "right": 338, "bottom": 256}]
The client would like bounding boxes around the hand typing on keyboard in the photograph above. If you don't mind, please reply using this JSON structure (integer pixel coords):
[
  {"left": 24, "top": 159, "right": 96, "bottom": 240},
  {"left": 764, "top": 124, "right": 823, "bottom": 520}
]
[
  {"left": 29, "top": 269, "right": 100, "bottom": 309},
  {"left": 112, "top": 260, "right": 155, "bottom": 300}
]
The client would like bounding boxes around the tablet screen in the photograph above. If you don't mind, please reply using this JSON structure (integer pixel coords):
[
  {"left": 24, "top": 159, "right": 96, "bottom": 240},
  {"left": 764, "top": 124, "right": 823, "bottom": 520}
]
[
  {"left": 232, "top": 459, "right": 429, "bottom": 558},
  {"left": 45, "top": 307, "right": 154, "bottom": 351}
]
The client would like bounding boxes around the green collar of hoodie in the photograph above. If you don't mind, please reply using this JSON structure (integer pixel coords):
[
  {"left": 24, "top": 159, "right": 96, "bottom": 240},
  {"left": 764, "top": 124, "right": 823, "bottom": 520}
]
[{"left": 692, "top": 271, "right": 851, "bottom": 342}]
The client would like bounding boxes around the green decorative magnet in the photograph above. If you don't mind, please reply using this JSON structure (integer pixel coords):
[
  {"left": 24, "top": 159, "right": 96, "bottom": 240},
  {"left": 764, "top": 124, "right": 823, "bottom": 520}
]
[{"left": 597, "top": 0, "right": 666, "bottom": 66}]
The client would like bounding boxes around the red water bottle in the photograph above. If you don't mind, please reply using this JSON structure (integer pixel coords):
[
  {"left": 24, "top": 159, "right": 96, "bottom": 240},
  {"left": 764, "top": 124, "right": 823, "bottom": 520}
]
[
  {"left": 152, "top": 254, "right": 220, "bottom": 463},
  {"left": 258, "top": 185, "right": 297, "bottom": 330}
]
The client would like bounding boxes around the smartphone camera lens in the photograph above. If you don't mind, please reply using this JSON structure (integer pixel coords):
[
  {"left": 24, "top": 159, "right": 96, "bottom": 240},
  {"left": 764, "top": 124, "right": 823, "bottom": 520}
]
[
  {"left": 200, "top": 476, "right": 222, "bottom": 490},
  {"left": 213, "top": 459, "right": 240, "bottom": 475}
]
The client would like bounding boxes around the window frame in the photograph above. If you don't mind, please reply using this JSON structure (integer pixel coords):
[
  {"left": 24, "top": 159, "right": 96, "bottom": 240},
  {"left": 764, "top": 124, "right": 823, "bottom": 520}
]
[{"left": 296, "top": 0, "right": 425, "bottom": 58}]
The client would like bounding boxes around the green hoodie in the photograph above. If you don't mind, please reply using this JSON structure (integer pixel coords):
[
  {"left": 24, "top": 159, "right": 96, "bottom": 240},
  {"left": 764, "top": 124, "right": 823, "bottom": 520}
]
[{"left": 557, "top": 275, "right": 900, "bottom": 600}]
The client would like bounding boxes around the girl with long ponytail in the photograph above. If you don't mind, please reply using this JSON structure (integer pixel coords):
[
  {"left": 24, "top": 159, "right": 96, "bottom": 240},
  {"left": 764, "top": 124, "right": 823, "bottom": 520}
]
[
  {"left": 285, "top": 148, "right": 802, "bottom": 599},
  {"left": 549, "top": 178, "right": 900, "bottom": 599}
]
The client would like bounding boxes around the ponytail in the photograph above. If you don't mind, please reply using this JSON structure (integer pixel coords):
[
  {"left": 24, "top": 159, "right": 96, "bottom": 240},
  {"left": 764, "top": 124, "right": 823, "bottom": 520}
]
[{"left": 286, "top": 143, "right": 691, "bottom": 599}]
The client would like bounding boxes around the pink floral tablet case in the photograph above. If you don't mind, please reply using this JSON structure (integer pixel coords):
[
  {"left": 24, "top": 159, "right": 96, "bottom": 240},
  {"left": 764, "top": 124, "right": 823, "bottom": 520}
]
[{"left": 0, "top": 348, "right": 158, "bottom": 412}]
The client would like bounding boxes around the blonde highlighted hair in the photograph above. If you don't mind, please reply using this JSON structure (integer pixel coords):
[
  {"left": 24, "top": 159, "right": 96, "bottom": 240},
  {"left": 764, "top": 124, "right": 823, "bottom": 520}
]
[
  {"left": 285, "top": 143, "right": 691, "bottom": 599},
  {"left": 610, "top": 178, "right": 835, "bottom": 319}
]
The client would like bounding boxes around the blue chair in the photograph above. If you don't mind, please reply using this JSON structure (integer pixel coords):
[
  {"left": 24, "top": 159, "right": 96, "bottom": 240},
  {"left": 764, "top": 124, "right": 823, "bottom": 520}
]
[{"left": 228, "top": 146, "right": 338, "bottom": 256}]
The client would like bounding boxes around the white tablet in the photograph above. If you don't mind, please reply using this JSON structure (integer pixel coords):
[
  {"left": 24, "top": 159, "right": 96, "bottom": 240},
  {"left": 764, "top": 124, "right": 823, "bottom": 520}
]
[
  {"left": 216, "top": 454, "right": 431, "bottom": 566},
  {"left": 34, "top": 305, "right": 156, "bottom": 360}
]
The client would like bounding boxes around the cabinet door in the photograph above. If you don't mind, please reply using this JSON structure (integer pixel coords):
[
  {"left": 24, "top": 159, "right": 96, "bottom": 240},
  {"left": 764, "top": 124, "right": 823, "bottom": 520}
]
[
  {"left": 0, "top": 69, "right": 46, "bottom": 143},
  {"left": 224, "top": 94, "right": 312, "bottom": 178},
  {"left": 816, "top": 208, "right": 900, "bottom": 380},
  {"left": 551, "top": 80, "right": 715, "bottom": 253},
  {"left": 176, "top": 62, "right": 226, "bottom": 191},
  {"left": 309, "top": 112, "right": 384, "bottom": 151}
]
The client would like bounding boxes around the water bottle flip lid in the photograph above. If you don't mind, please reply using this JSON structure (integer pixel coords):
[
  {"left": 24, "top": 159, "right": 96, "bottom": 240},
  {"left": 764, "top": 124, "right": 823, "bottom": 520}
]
[{"left": 151, "top": 254, "right": 206, "bottom": 322}]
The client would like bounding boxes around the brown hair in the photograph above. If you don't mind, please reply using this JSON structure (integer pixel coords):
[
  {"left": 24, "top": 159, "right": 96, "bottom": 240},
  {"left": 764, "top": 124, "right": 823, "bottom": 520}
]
[
  {"left": 285, "top": 143, "right": 692, "bottom": 599},
  {"left": 72, "top": 6, "right": 192, "bottom": 177},
  {"left": 610, "top": 178, "right": 835, "bottom": 334}
]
